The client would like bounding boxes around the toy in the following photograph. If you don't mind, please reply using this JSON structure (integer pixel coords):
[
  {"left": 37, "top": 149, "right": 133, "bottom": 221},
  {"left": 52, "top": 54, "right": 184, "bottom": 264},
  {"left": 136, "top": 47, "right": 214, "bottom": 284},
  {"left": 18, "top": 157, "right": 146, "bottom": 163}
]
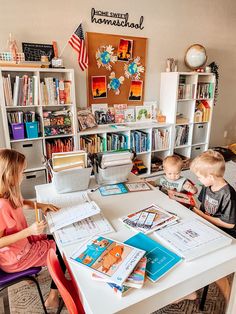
[{"left": 133, "top": 159, "right": 147, "bottom": 174}]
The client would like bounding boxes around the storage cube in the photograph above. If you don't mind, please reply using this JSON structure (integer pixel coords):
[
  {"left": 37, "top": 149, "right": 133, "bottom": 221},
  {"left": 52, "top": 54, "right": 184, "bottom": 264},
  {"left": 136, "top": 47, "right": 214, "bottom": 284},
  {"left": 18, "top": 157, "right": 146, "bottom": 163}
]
[
  {"left": 21, "top": 170, "right": 47, "bottom": 199},
  {"left": 12, "top": 140, "right": 44, "bottom": 169},
  {"left": 192, "top": 123, "right": 208, "bottom": 145},
  {"left": 191, "top": 145, "right": 206, "bottom": 159}
]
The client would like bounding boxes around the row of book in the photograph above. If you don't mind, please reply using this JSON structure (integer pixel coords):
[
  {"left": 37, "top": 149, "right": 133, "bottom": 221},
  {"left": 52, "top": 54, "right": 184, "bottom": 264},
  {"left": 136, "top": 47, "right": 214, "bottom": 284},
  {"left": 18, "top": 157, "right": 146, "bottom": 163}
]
[
  {"left": 196, "top": 82, "right": 214, "bottom": 99},
  {"left": 107, "top": 133, "right": 129, "bottom": 151},
  {"left": 45, "top": 138, "right": 74, "bottom": 159},
  {"left": 130, "top": 130, "right": 150, "bottom": 153},
  {"left": 175, "top": 125, "right": 189, "bottom": 146},
  {"left": 152, "top": 128, "right": 169, "bottom": 150},
  {"left": 40, "top": 78, "right": 72, "bottom": 106},
  {"left": 178, "top": 83, "right": 196, "bottom": 100},
  {"left": 3, "top": 74, "right": 38, "bottom": 107},
  {"left": 80, "top": 134, "right": 107, "bottom": 154}
]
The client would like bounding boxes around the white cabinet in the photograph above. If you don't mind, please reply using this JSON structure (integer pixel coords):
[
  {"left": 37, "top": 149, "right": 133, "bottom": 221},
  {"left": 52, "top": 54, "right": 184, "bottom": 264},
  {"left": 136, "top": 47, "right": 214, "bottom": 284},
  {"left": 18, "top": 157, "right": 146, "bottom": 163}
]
[
  {"left": 78, "top": 122, "right": 173, "bottom": 177},
  {"left": 159, "top": 72, "right": 215, "bottom": 160},
  {"left": 0, "top": 67, "right": 78, "bottom": 197}
]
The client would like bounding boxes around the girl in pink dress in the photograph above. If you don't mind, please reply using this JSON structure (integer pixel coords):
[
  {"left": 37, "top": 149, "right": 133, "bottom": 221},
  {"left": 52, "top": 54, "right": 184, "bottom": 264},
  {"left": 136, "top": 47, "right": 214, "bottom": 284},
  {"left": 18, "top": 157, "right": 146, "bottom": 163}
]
[{"left": 0, "top": 149, "right": 65, "bottom": 310}]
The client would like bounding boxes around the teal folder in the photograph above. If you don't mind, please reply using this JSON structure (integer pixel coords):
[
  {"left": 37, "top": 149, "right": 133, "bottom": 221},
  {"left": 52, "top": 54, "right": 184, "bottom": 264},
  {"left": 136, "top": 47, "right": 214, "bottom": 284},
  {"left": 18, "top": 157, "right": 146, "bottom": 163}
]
[{"left": 125, "top": 232, "right": 182, "bottom": 282}]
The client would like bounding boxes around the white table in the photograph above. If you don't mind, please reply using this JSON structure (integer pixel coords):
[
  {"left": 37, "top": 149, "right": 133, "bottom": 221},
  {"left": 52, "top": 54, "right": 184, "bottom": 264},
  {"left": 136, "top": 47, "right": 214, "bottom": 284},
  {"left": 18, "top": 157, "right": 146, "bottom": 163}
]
[{"left": 36, "top": 181, "right": 236, "bottom": 314}]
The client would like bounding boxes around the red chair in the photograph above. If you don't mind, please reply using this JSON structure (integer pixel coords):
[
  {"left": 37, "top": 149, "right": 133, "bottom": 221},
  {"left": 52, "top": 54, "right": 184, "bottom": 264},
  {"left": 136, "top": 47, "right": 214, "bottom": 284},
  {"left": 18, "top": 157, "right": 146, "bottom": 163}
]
[{"left": 46, "top": 248, "right": 85, "bottom": 314}]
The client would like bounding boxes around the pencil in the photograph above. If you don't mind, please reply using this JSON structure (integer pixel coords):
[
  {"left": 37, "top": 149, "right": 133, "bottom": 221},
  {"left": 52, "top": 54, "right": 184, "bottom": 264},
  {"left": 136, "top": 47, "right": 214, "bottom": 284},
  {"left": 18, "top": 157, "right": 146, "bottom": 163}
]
[{"left": 34, "top": 202, "right": 39, "bottom": 223}]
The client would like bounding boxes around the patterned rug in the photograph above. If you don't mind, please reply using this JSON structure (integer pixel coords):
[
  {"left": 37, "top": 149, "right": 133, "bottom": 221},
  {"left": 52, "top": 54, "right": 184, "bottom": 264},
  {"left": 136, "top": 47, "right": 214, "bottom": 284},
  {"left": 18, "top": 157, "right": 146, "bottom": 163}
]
[{"left": 5, "top": 268, "right": 226, "bottom": 314}]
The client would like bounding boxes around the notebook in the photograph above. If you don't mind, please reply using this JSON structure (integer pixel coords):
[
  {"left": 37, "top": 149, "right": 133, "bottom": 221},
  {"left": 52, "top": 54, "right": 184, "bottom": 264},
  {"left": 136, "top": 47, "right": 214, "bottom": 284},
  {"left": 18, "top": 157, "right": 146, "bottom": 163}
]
[{"left": 125, "top": 233, "right": 182, "bottom": 282}]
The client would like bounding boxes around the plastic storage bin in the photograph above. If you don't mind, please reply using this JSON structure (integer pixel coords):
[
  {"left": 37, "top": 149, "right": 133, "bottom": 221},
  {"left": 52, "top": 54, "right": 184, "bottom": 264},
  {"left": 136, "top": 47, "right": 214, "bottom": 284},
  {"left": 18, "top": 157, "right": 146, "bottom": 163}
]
[
  {"left": 25, "top": 121, "right": 39, "bottom": 138},
  {"left": 51, "top": 166, "right": 92, "bottom": 193},
  {"left": 21, "top": 170, "right": 47, "bottom": 199},
  {"left": 11, "top": 123, "right": 25, "bottom": 140},
  {"left": 192, "top": 123, "right": 208, "bottom": 145},
  {"left": 191, "top": 145, "right": 206, "bottom": 159},
  {"left": 94, "top": 161, "right": 133, "bottom": 185}
]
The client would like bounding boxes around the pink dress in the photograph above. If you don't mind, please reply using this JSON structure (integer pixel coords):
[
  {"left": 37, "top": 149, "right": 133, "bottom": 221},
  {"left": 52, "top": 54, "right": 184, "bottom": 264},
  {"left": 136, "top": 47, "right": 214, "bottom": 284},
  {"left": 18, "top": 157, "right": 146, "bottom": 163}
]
[{"left": 0, "top": 198, "right": 56, "bottom": 273}]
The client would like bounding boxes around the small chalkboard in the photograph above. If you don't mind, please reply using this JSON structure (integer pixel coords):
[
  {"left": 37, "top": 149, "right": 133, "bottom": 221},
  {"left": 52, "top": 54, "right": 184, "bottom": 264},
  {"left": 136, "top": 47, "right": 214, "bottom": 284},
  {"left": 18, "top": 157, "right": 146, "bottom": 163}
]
[{"left": 22, "top": 42, "right": 54, "bottom": 61}]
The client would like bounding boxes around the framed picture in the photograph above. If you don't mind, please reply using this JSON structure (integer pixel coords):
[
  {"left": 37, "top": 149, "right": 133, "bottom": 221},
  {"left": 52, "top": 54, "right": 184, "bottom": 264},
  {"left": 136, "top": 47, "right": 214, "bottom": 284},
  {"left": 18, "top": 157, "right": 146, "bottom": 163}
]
[
  {"left": 91, "top": 76, "right": 107, "bottom": 99},
  {"left": 129, "top": 80, "right": 143, "bottom": 101},
  {"left": 22, "top": 42, "right": 54, "bottom": 61},
  {"left": 117, "top": 39, "right": 133, "bottom": 62},
  {"left": 135, "top": 105, "right": 152, "bottom": 122}
]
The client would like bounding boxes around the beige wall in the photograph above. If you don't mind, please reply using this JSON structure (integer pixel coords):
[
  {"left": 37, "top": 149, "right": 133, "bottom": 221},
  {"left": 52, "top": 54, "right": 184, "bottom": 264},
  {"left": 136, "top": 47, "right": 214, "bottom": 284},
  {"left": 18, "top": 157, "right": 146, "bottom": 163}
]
[{"left": 0, "top": 0, "right": 236, "bottom": 146}]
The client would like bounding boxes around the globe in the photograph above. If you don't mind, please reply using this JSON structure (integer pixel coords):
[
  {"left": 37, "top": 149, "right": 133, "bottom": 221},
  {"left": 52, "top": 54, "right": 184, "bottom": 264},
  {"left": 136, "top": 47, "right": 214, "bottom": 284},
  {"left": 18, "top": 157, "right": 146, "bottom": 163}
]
[
  {"left": 110, "top": 78, "right": 120, "bottom": 90},
  {"left": 100, "top": 51, "right": 111, "bottom": 64},
  {"left": 128, "top": 62, "right": 138, "bottom": 75},
  {"left": 185, "top": 44, "right": 207, "bottom": 70}
]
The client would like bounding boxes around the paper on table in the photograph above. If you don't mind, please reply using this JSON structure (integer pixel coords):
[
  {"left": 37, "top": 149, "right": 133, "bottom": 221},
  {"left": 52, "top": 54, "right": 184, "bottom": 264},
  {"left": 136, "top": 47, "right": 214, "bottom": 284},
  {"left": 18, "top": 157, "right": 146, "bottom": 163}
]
[
  {"left": 47, "top": 201, "right": 101, "bottom": 233},
  {"left": 54, "top": 213, "right": 115, "bottom": 245}
]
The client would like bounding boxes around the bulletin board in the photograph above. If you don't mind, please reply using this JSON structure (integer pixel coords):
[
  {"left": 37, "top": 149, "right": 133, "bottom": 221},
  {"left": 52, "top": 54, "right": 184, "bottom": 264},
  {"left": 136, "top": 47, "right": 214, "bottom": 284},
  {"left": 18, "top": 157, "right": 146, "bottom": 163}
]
[{"left": 86, "top": 32, "right": 147, "bottom": 107}]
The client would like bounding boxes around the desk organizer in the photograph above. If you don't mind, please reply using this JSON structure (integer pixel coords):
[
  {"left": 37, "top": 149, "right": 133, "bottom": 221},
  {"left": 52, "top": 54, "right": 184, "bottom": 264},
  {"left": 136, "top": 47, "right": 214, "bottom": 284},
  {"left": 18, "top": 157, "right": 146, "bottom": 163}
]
[
  {"left": 94, "top": 161, "right": 133, "bottom": 185},
  {"left": 25, "top": 121, "right": 39, "bottom": 138},
  {"left": 11, "top": 123, "right": 25, "bottom": 140}
]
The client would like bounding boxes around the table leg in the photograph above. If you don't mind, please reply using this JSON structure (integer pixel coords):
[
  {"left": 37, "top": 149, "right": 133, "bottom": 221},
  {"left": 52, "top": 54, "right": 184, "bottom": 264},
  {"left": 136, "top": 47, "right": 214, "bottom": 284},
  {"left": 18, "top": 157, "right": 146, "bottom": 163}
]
[{"left": 226, "top": 272, "right": 236, "bottom": 314}]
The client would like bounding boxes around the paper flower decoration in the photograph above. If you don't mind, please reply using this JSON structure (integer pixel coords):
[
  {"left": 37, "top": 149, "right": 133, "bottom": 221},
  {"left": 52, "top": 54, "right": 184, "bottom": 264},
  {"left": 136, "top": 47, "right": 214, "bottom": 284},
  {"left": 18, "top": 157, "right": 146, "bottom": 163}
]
[
  {"left": 124, "top": 57, "right": 144, "bottom": 80},
  {"left": 96, "top": 45, "right": 117, "bottom": 70},
  {"left": 108, "top": 72, "right": 124, "bottom": 95}
]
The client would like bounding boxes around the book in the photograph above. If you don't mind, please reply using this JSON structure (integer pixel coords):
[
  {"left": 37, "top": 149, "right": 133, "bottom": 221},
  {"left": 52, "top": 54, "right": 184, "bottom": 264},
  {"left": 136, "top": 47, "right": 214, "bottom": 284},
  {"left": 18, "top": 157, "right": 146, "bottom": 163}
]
[
  {"left": 124, "top": 182, "right": 151, "bottom": 192},
  {"left": 120, "top": 204, "right": 178, "bottom": 234},
  {"left": 99, "top": 183, "right": 128, "bottom": 196},
  {"left": 70, "top": 235, "right": 146, "bottom": 286},
  {"left": 92, "top": 257, "right": 147, "bottom": 289},
  {"left": 125, "top": 233, "right": 182, "bottom": 282},
  {"left": 167, "top": 190, "right": 196, "bottom": 207},
  {"left": 154, "top": 218, "right": 232, "bottom": 261},
  {"left": 107, "top": 282, "right": 131, "bottom": 297}
]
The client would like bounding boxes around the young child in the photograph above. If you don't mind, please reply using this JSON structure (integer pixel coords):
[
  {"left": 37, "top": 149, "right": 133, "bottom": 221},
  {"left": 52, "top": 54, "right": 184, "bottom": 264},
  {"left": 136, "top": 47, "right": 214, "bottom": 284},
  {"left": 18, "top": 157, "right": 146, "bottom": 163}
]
[
  {"left": 190, "top": 149, "right": 236, "bottom": 302},
  {"left": 150, "top": 155, "right": 197, "bottom": 195},
  {"left": 0, "top": 149, "right": 64, "bottom": 310}
]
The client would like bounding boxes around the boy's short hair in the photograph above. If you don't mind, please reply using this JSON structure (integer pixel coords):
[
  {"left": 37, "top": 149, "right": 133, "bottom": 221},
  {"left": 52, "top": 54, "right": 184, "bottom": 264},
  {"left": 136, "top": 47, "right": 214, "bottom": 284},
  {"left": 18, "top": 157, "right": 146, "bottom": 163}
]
[
  {"left": 190, "top": 149, "right": 225, "bottom": 177},
  {"left": 163, "top": 155, "right": 183, "bottom": 170}
]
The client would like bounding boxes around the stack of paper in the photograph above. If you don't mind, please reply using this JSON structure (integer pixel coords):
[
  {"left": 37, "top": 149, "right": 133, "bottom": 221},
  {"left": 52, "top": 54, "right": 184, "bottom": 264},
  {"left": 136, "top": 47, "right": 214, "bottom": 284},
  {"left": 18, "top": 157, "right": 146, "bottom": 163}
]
[
  {"left": 99, "top": 151, "right": 133, "bottom": 169},
  {"left": 52, "top": 150, "right": 87, "bottom": 172},
  {"left": 120, "top": 204, "right": 179, "bottom": 234},
  {"left": 154, "top": 218, "right": 232, "bottom": 261}
]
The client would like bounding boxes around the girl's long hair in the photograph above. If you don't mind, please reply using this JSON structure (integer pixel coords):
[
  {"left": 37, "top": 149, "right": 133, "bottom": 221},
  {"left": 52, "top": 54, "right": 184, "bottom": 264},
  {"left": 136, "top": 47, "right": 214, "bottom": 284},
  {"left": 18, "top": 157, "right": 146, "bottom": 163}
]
[{"left": 0, "top": 149, "right": 26, "bottom": 208}]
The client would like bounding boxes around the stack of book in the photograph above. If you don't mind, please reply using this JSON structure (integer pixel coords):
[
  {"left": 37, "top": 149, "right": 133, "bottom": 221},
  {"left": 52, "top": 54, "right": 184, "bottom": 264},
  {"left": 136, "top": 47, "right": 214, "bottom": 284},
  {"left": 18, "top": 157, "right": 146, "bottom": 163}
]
[
  {"left": 70, "top": 235, "right": 146, "bottom": 297},
  {"left": 120, "top": 204, "right": 179, "bottom": 234},
  {"left": 45, "top": 138, "right": 74, "bottom": 159},
  {"left": 178, "top": 83, "right": 196, "bottom": 99},
  {"left": 107, "top": 133, "right": 129, "bottom": 151},
  {"left": 130, "top": 130, "right": 150, "bottom": 153},
  {"left": 175, "top": 125, "right": 189, "bottom": 146},
  {"left": 40, "top": 78, "right": 72, "bottom": 105},
  {"left": 196, "top": 82, "right": 214, "bottom": 99},
  {"left": 152, "top": 128, "right": 169, "bottom": 150},
  {"left": 80, "top": 134, "right": 107, "bottom": 154}
]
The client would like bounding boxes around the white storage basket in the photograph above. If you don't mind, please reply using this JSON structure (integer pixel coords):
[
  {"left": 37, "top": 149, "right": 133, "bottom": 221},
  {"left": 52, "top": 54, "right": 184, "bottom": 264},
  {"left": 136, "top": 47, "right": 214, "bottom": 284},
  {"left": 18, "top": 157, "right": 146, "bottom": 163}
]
[
  {"left": 94, "top": 161, "right": 132, "bottom": 185},
  {"left": 50, "top": 165, "right": 92, "bottom": 193}
]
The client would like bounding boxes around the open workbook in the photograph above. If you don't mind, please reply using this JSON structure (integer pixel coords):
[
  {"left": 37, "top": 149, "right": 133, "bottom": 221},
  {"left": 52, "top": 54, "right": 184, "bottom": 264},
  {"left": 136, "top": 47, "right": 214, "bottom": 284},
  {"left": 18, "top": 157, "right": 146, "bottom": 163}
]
[{"left": 42, "top": 188, "right": 114, "bottom": 244}]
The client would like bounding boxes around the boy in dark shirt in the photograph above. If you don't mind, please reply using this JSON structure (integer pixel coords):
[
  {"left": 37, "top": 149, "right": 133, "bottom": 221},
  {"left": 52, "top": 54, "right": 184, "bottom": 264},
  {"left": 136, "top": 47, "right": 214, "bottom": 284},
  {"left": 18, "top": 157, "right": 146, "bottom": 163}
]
[{"left": 190, "top": 149, "right": 236, "bottom": 303}]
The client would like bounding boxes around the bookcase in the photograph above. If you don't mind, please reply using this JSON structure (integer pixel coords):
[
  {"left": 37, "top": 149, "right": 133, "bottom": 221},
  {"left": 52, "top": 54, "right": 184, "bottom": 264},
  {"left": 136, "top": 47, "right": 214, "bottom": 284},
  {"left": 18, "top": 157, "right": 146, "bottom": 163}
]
[
  {"left": 78, "top": 122, "right": 173, "bottom": 177},
  {"left": 159, "top": 72, "right": 215, "bottom": 162},
  {"left": 0, "top": 67, "right": 78, "bottom": 198}
]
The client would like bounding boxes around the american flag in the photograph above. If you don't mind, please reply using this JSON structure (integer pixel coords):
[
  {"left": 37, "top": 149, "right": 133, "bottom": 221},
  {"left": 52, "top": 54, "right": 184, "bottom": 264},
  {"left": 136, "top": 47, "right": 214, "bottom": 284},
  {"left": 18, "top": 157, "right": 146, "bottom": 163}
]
[{"left": 68, "top": 24, "right": 88, "bottom": 71}]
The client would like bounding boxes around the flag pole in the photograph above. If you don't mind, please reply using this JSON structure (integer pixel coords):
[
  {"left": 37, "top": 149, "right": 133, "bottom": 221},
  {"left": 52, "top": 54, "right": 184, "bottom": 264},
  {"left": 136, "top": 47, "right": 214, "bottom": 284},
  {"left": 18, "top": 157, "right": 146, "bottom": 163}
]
[{"left": 59, "top": 21, "right": 83, "bottom": 58}]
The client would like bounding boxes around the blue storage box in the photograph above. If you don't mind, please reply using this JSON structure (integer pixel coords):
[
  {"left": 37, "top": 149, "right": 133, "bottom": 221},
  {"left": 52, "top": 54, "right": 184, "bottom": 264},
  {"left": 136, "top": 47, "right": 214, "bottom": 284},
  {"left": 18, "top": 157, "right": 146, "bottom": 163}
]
[{"left": 25, "top": 121, "right": 39, "bottom": 138}]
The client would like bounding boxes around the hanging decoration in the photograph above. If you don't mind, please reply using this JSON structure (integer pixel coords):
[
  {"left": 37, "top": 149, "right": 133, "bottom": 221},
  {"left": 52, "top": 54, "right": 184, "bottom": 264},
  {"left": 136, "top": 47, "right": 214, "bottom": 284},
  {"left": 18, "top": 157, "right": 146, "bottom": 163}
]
[
  {"left": 108, "top": 72, "right": 124, "bottom": 95},
  {"left": 96, "top": 45, "right": 117, "bottom": 70},
  {"left": 124, "top": 56, "right": 144, "bottom": 80}
]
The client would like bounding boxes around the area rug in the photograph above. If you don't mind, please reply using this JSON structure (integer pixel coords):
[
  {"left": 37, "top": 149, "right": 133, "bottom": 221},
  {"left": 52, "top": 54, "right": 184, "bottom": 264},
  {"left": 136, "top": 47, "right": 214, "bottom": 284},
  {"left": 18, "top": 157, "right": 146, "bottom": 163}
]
[{"left": 7, "top": 267, "right": 227, "bottom": 314}]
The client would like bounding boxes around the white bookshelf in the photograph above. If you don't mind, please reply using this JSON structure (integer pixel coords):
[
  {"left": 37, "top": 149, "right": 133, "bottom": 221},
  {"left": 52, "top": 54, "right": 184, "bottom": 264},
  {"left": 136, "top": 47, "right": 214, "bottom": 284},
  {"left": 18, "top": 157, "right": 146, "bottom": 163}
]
[
  {"left": 78, "top": 122, "right": 173, "bottom": 177},
  {"left": 159, "top": 72, "right": 215, "bottom": 160},
  {"left": 0, "top": 67, "right": 78, "bottom": 197}
]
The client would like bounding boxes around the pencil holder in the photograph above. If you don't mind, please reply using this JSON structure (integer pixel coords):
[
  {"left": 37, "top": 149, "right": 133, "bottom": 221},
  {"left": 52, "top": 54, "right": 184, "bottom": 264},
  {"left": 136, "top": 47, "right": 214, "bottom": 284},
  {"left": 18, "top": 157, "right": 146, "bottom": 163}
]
[{"left": 11, "top": 123, "right": 25, "bottom": 140}]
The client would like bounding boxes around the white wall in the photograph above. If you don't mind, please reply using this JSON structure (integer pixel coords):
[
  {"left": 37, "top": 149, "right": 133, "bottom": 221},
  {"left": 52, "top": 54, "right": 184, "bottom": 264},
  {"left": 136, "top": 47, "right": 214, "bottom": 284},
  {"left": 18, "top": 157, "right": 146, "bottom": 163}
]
[{"left": 0, "top": 0, "right": 236, "bottom": 146}]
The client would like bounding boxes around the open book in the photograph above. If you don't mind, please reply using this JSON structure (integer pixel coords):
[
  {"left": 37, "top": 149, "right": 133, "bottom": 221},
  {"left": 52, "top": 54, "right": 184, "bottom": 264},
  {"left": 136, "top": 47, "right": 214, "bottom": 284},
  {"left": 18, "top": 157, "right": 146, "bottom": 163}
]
[
  {"left": 155, "top": 218, "right": 232, "bottom": 261},
  {"left": 70, "top": 235, "right": 145, "bottom": 286}
]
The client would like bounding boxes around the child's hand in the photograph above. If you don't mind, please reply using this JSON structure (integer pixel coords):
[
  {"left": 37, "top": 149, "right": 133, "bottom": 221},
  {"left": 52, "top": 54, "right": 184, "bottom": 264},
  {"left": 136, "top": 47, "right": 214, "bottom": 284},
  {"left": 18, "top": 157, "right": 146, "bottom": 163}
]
[
  {"left": 28, "top": 221, "right": 47, "bottom": 235},
  {"left": 40, "top": 203, "right": 60, "bottom": 214}
]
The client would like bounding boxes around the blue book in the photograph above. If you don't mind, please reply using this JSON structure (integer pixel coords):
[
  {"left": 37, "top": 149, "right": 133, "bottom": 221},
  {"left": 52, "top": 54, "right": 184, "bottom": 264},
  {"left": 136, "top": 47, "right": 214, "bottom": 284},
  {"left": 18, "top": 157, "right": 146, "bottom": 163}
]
[{"left": 125, "top": 233, "right": 182, "bottom": 282}]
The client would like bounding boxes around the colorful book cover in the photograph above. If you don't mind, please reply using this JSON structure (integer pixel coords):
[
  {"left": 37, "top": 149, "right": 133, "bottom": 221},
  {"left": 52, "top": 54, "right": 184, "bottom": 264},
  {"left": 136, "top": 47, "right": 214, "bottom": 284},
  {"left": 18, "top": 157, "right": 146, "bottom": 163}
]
[
  {"left": 120, "top": 204, "right": 176, "bottom": 234},
  {"left": 70, "top": 235, "right": 145, "bottom": 286},
  {"left": 92, "top": 256, "right": 147, "bottom": 289},
  {"left": 107, "top": 282, "right": 131, "bottom": 297},
  {"left": 125, "top": 233, "right": 182, "bottom": 282},
  {"left": 99, "top": 183, "right": 128, "bottom": 196}
]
